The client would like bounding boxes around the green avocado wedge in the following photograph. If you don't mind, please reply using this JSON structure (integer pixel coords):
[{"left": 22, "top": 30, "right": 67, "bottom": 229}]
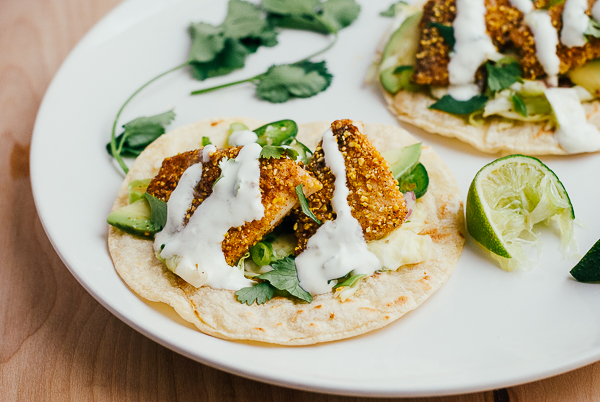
[
  {"left": 107, "top": 198, "right": 154, "bottom": 238},
  {"left": 379, "top": 11, "right": 422, "bottom": 94}
]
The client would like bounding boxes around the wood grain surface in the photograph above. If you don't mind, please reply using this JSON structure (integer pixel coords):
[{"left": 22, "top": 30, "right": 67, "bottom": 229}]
[{"left": 0, "top": 0, "right": 598, "bottom": 400}]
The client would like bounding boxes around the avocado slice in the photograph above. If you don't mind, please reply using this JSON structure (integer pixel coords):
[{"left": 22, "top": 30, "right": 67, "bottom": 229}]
[
  {"left": 128, "top": 178, "right": 152, "bottom": 204},
  {"left": 567, "top": 59, "right": 600, "bottom": 98},
  {"left": 379, "top": 11, "right": 422, "bottom": 94},
  {"left": 107, "top": 198, "right": 155, "bottom": 238},
  {"left": 382, "top": 143, "right": 422, "bottom": 181}
]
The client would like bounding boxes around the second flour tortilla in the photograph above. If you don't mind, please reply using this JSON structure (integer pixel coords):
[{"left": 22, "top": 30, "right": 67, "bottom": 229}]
[{"left": 108, "top": 117, "right": 465, "bottom": 345}]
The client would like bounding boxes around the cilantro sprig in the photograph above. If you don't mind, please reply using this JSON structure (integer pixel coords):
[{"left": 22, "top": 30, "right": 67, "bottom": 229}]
[
  {"left": 295, "top": 184, "right": 321, "bottom": 224},
  {"left": 429, "top": 95, "right": 488, "bottom": 115},
  {"left": 485, "top": 59, "right": 521, "bottom": 93},
  {"left": 235, "top": 256, "right": 313, "bottom": 305},
  {"left": 108, "top": 0, "right": 359, "bottom": 174}
]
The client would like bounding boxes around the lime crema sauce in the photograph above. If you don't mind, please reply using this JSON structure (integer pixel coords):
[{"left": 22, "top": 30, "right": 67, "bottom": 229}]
[
  {"left": 447, "top": 0, "right": 498, "bottom": 100},
  {"left": 525, "top": 11, "right": 560, "bottom": 86},
  {"left": 544, "top": 88, "right": 600, "bottom": 152},
  {"left": 561, "top": 0, "right": 589, "bottom": 48},
  {"left": 295, "top": 128, "right": 381, "bottom": 295},
  {"left": 154, "top": 143, "right": 263, "bottom": 290}
]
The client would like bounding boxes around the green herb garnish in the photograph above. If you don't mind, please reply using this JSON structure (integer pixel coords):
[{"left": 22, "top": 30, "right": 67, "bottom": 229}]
[
  {"left": 295, "top": 184, "right": 321, "bottom": 224},
  {"left": 260, "top": 145, "right": 299, "bottom": 159},
  {"left": 485, "top": 60, "right": 521, "bottom": 93},
  {"left": 429, "top": 95, "right": 488, "bottom": 115},
  {"left": 202, "top": 136, "right": 212, "bottom": 146},
  {"left": 235, "top": 256, "right": 312, "bottom": 305},
  {"left": 263, "top": 0, "right": 360, "bottom": 34},
  {"left": 107, "top": 110, "right": 175, "bottom": 171},
  {"left": 427, "top": 22, "right": 455, "bottom": 50},
  {"left": 511, "top": 94, "right": 528, "bottom": 117},
  {"left": 235, "top": 282, "right": 276, "bottom": 305},
  {"left": 333, "top": 274, "right": 366, "bottom": 289},
  {"left": 143, "top": 193, "right": 168, "bottom": 232}
]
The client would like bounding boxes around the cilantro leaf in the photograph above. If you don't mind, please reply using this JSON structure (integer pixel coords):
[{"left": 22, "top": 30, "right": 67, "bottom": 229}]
[
  {"left": 485, "top": 61, "right": 521, "bottom": 93},
  {"left": 143, "top": 193, "right": 168, "bottom": 232},
  {"left": 585, "top": 19, "right": 600, "bottom": 38},
  {"left": 235, "top": 282, "right": 275, "bottom": 305},
  {"left": 429, "top": 95, "right": 488, "bottom": 115},
  {"left": 380, "top": 1, "right": 407, "bottom": 17},
  {"left": 295, "top": 184, "right": 321, "bottom": 224},
  {"left": 202, "top": 136, "right": 212, "bottom": 146},
  {"left": 255, "top": 61, "right": 332, "bottom": 103},
  {"left": 511, "top": 94, "right": 527, "bottom": 117},
  {"left": 427, "top": 22, "right": 455, "bottom": 50},
  {"left": 259, "top": 257, "right": 313, "bottom": 302},
  {"left": 106, "top": 110, "right": 175, "bottom": 158},
  {"left": 263, "top": 0, "right": 360, "bottom": 34},
  {"left": 260, "top": 145, "right": 299, "bottom": 160},
  {"left": 188, "top": 0, "right": 278, "bottom": 81}
]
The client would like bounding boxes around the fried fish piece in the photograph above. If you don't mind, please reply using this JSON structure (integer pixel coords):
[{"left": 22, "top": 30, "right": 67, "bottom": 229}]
[
  {"left": 146, "top": 146, "right": 322, "bottom": 265},
  {"left": 413, "top": 0, "right": 520, "bottom": 86},
  {"left": 294, "top": 120, "right": 408, "bottom": 253},
  {"left": 511, "top": 0, "right": 600, "bottom": 80}
]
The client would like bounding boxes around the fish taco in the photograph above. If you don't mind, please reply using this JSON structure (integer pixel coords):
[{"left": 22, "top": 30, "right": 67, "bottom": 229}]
[
  {"left": 377, "top": 0, "right": 600, "bottom": 155},
  {"left": 107, "top": 117, "right": 464, "bottom": 345}
]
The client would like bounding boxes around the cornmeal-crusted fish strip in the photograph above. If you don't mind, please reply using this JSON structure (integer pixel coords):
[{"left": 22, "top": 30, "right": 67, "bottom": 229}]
[
  {"left": 511, "top": 0, "right": 600, "bottom": 80},
  {"left": 294, "top": 119, "right": 407, "bottom": 252},
  {"left": 414, "top": 0, "right": 520, "bottom": 86},
  {"left": 147, "top": 147, "right": 322, "bottom": 265}
]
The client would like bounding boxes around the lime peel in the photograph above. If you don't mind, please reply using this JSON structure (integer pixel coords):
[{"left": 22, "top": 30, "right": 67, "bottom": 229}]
[{"left": 466, "top": 154, "right": 576, "bottom": 271}]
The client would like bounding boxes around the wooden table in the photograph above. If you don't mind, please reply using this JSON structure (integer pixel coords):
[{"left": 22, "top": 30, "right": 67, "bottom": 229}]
[{"left": 1, "top": 0, "right": 598, "bottom": 400}]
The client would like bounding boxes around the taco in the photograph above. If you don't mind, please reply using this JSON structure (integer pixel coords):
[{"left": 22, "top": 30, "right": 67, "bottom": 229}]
[
  {"left": 107, "top": 117, "right": 464, "bottom": 345},
  {"left": 376, "top": 0, "right": 600, "bottom": 155}
]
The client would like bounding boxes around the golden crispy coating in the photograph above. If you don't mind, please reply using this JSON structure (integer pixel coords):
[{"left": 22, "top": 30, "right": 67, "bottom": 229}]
[
  {"left": 511, "top": 0, "right": 600, "bottom": 80},
  {"left": 294, "top": 120, "right": 408, "bottom": 253},
  {"left": 414, "top": 0, "right": 519, "bottom": 86},
  {"left": 147, "top": 147, "right": 322, "bottom": 265}
]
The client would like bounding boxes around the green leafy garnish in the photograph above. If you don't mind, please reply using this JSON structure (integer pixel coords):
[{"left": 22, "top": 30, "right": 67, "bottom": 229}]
[
  {"left": 260, "top": 145, "right": 299, "bottom": 159},
  {"left": 399, "top": 163, "right": 429, "bottom": 199},
  {"left": 380, "top": 1, "right": 407, "bottom": 17},
  {"left": 250, "top": 241, "right": 274, "bottom": 266},
  {"left": 202, "top": 136, "right": 212, "bottom": 146},
  {"left": 295, "top": 184, "right": 321, "bottom": 224},
  {"left": 511, "top": 94, "right": 528, "bottom": 117},
  {"left": 254, "top": 119, "right": 298, "bottom": 146},
  {"left": 259, "top": 257, "right": 313, "bottom": 302},
  {"left": 256, "top": 61, "right": 333, "bottom": 102},
  {"left": 333, "top": 274, "right": 366, "bottom": 289},
  {"left": 263, "top": 0, "right": 360, "bottom": 34},
  {"left": 107, "top": 110, "right": 175, "bottom": 162},
  {"left": 188, "top": 0, "right": 278, "bottom": 80},
  {"left": 429, "top": 95, "right": 488, "bottom": 115},
  {"left": 485, "top": 60, "right": 521, "bottom": 93},
  {"left": 235, "top": 282, "right": 276, "bottom": 305},
  {"left": 143, "top": 193, "right": 168, "bottom": 232},
  {"left": 427, "top": 22, "right": 455, "bottom": 50},
  {"left": 585, "top": 19, "right": 600, "bottom": 38}
]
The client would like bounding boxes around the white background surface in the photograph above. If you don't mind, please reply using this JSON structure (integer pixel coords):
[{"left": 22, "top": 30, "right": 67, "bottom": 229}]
[{"left": 30, "top": 0, "right": 600, "bottom": 397}]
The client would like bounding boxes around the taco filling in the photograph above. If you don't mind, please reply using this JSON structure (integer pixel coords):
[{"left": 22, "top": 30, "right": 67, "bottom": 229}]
[
  {"left": 378, "top": 0, "right": 600, "bottom": 154},
  {"left": 107, "top": 118, "right": 464, "bottom": 344}
]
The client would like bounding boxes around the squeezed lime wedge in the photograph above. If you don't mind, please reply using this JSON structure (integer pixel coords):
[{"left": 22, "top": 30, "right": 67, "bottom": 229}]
[{"left": 466, "top": 154, "right": 575, "bottom": 270}]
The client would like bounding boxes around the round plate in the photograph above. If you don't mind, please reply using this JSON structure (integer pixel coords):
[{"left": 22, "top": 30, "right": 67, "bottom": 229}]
[{"left": 30, "top": 0, "right": 600, "bottom": 397}]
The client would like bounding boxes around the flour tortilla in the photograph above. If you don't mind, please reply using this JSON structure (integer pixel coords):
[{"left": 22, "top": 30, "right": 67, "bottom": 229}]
[
  {"left": 108, "top": 117, "right": 465, "bottom": 345},
  {"left": 382, "top": 89, "right": 600, "bottom": 155}
]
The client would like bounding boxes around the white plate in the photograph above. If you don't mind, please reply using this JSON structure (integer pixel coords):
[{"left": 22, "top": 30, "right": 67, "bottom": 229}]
[{"left": 30, "top": 0, "right": 600, "bottom": 397}]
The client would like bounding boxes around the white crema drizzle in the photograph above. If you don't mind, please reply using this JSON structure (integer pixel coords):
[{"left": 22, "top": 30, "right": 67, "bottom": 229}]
[
  {"left": 295, "top": 129, "right": 381, "bottom": 295},
  {"left": 525, "top": 11, "right": 560, "bottom": 86},
  {"left": 561, "top": 0, "right": 590, "bottom": 48},
  {"left": 228, "top": 130, "right": 258, "bottom": 147},
  {"left": 154, "top": 143, "right": 264, "bottom": 290},
  {"left": 544, "top": 88, "right": 600, "bottom": 152},
  {"left": 593, "top": 0, "right": 600, "bottom": 22},
  {"left": 508, "top": 0, "right": 533, "bottom": 14},
  {"left": 447, "top": 0, "right": 498, "bottom": 100}
]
